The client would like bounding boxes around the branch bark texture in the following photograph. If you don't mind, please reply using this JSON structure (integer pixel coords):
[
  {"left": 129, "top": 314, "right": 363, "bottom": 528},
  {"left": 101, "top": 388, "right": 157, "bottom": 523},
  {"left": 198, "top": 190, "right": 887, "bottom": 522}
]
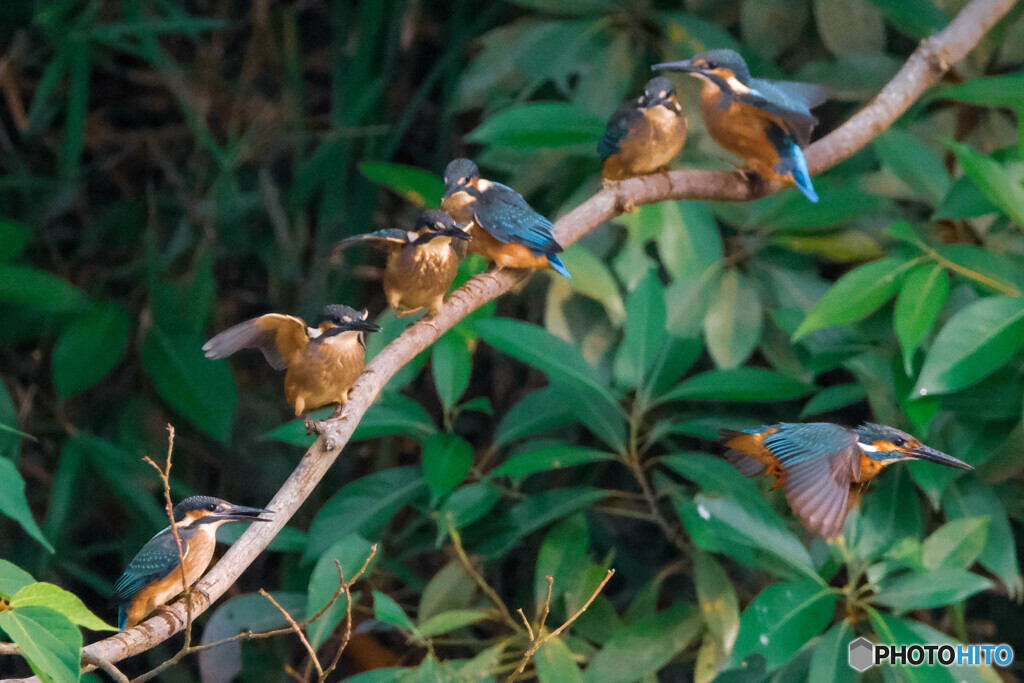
[{"left": 20, "top": 0, "right": 1011, "bottom": 675}]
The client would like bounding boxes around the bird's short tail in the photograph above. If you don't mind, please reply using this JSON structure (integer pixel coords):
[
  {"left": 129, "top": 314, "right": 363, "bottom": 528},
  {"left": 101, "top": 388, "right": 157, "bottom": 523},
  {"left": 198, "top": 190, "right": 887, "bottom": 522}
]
[
  {"left": 767, "top": 124, "right": 818, "bottom": 203},
  {"left": 547, "top": 253, "right": 571, "bottom": 278},
  {"left": 118, "top": 607, "right": 128, "bottom": 631}
]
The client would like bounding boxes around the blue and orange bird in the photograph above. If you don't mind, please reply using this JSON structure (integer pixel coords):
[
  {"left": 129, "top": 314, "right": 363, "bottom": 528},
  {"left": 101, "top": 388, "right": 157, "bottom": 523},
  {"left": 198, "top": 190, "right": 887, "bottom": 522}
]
[
  {"left": 653, "top": 49, "right": 829, "bottom": 202},
  {"left": 203, "top": 304, "right": 380, "bottom": 417},
  {"left": 441, "top": 158, "right": 570, "bottom": 278},
  {"left": 114, "top": 496, "right": 271, "bottom": 630},
  {"left": 720, "top": 423, "right": 973, "bottom": 538},
  {"left": 334, "top": 210, "right": 469, "bottom": 318},
  {"left": 598, "top": 76, "right": 688, "bottom": 180}
]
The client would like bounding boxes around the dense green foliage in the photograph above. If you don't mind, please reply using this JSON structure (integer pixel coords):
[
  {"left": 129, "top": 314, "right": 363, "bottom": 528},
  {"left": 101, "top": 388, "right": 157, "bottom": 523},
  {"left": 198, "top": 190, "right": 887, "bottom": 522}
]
[{"left": 2, "top": 0, "right": 1024, "bottom": 681}]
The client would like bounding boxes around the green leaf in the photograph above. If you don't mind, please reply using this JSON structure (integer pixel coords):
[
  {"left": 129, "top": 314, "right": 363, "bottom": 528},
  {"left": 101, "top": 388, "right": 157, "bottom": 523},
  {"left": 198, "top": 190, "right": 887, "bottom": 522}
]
[
  {"left": 354, "top": 394, "right": 439, "bottom": 443},
  {"left": 940, "top": 73, "right": 1024, "bottom": 109},
  {"left": 475, "top": 487, "right": 609, "bottom": 557},
  {"left": 936, "top": 175, "right": 1002, "bottom": 220},
  {"left": 436, "top": 483, "right": 501, "bottom": 534},
  {"left": 921, "top": 516, "right": 989, "bottom": 570},
  {"left": 503, "top": 0, "right": 616, "bottom": 14},
  {"left": 874, "top": 129, "right": 951, "bottom": 204},
  {"left": 358, "top": 162, "right": 444, "bottom": 209},
  {"left": 0, "top": 560, "right": 35, "bottom": 600},
  {"left": 868, "top": 0, "right": 947, "bottom": 38},
  {"left": 913, "top": 296, "right": 1024, "bottom": 397},
  {"left": 873, "top": 567, "right": 992, "bottom": 611},
  {"left": 419, "top": 562, "right": 475, "bottom": 626},
  {"left": 494, "top": 387, "right": 575, "bottom": 446},
  {"left": 800, "top": 383, "right": 866, "bottom": 417},
  {"left": 306, "top": 535, "right": 376, "bottom": 648},
  {"left": 731, "top": 581, "right": 835, "bottom": 670},
  {"left": 944, "top": 479, "right": 1022, "bottom": 599},
  {"left": 307, "top": 467, "right": 426, "bottom": 558},
  {"left": 373, "top": 591, "right": 417, "bottom": 632},
  {"left": 695, "top": 551, "right": 739, "bottom": 651},
  {"left": 614, "top": 271, "right": 667, "bottom": 386},
  {"left": 422, "top": 433, "right": 473, "bottom": 501},
  {"left": 808, "top": 620, "right": 857, "bottom": 683},
  {"left": 432, "top": 332, "right": 472, "bottom": 414},
  {"left": 549, "top": 380, "right": 627, "bottom": 452},
  {"left": 467, "top": 102, "right": 605, "bottom": 150},
  {"left": 793, "top": 256, "right": 911, "bottom": 339},
  {"left": 704, "top": 270, "right": 762, "bottom": 369},
  {"left": 417, "top": 609, "right": 490, "bottom": 638},
  {"left": 894, "top": 264, "right": 948, "bottom": 374},
  {"left": 535, "top": 637, "right": 583, "bottom": 683},
  {"left": 742, "top": 0, "right": 809, "bottom": 59},
  {"left": 583, "top": 604, "right": 700, "bottom": 683},
  {"left": 815, "top": 0, "right": 884, "bottom": 56},
  {"left": 655, "top": 202, "right": 723, "bottom": 281},
  {"left": 535, "top": 514, "right": 590, "bottom": 606},
  {"left": 559, "top": 245, "right": 626, "bottom": 322},
  {"left": 11, "top": 583, "right": 115, "bottom": 630},
  {"left": 142, "top": 327, "right": 237, "bottom": 441},
  {"left": 0, "top": 606, "right": 81, "bottom": 683},
  {"left": 0, "top": 458, "right": 54, "bottom": 552},
  {"left": 659, "top": 368, "right": 813, "bottom": 403},
  {"left": 0, "top": 220, "right": 31, "bottom": 262},
  {"left": 52, "top": 304, "right": 131, "bottom": 398},
  {"left": 869, "top": 610, "right": 1000, "bottom": 683},
  {"left": 491, "top": 445, "right": 615, "bottom": 482},
  {"left": 949, "top": 141, "right": 1024, "bottom": 227},
  {"left": 199, "top": 592, "right": 304, "bottom": 682},
  {"left": 0, "top": 266, "right": 89, "bottom": 314}
]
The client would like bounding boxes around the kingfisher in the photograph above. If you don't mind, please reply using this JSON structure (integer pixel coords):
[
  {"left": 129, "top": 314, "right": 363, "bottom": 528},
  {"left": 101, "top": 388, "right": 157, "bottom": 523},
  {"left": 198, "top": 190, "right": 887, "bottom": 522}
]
[
  {"left": 598, "top": 76, "right": 688, "bottom": 181},
  {"left": 203, "top": 304, "right": 380, "bottom": 417},
  {"left": 653, "top": 49, "right": 829, "bottom": 202},
  {"left": 334, "top": 210, "right": 469, "bottom": 318},
  {"left": 441, "top": 158, "right": 570, "bottom": 278},
  {"left": 114, "top": 496, "right": 271, "bottom": 630},
  {"left": 720, "top": 423, "right": 973, "bottom": 538}
]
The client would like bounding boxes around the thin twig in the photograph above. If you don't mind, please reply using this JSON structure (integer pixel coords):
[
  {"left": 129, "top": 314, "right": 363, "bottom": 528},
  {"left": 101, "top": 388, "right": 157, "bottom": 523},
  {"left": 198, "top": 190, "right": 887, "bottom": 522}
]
[
  {"left": 81, "top": 653, "right": 129, "bottom": 683},
  {"left": 506, "top": 570, "right": 615, "bottom": 682},
  {"left": 262, "top": 589, "right": 322, "bottom": 679},
  {"left": 448, "top": 526, "right": 522, "bottom": 633}
]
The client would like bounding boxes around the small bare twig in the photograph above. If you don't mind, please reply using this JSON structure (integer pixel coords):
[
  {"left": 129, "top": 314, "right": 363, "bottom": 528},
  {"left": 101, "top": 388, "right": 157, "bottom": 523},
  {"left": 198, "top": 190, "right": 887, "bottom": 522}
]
[
  {"left": 81, "top": 653, "right": 129, "bottom": 683},
  {"left": 506, "top": 570, "right": 615, "bottom": 682},
  {"left": 262, "top": 590, "right": 322, "bottom": 679},
  {"left": 449, "top": 526, "right": 522, "bottom": 633},
  {"left": 321, "top": 548, "right": 377, "bottom": 681}
]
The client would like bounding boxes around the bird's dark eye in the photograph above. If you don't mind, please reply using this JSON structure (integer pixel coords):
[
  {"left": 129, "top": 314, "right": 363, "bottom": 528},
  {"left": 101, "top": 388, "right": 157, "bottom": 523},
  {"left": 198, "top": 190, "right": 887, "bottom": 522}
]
[
  {"left": 206, "top": 503, "right": 217, "bottom": 511},
  {"left": 892, "top": 438, "right": 905, "bottom": 447}
]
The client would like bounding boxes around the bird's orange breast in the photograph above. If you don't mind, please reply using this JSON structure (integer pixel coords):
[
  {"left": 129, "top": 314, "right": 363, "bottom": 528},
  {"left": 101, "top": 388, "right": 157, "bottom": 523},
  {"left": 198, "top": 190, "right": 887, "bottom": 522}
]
[
  {"left": 723, "top": 428, "right": 779, "bottom": 468},
  {"left": 441, "top": 191, "right": 474, "bottom": 223},
  {"left": 604, "top": 106, "right": 688, "bottom": 180},
  {"left": 467, "top": 224, "right": 553, "bottom": 271},
  {"left": 284, "top": 336, "right": 366, "bottom": 415},
  {"left": 700, "top": 88, "right": 789, "bottom": 183},
  {"left": 855, "top": 453, "right": 887, "bottom": 483}
]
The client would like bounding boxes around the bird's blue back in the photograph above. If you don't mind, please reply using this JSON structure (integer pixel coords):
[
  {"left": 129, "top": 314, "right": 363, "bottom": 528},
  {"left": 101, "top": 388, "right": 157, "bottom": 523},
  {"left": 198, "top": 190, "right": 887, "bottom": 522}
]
[
  {"left": 744, "top": 78, "right": 829, "bottom": 146},
  {"left": 473, "top": 182, "right": 570, "bottom": 278},
  {"left": 114, "top": 526, "right": 194, "bottom": 630},
  {"left": 761, "top": 422, "right": 856, "bottom": 466}
]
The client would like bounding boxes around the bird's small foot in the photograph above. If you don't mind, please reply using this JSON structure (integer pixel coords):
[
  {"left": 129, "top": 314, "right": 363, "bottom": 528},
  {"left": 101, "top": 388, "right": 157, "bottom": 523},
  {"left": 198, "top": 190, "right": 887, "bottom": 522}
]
[
  {"left": 305, "top": 417, "right": 320, "bottom": 436},
  {"left": 396, "top": 307, "right": 423, "bottom": 318}
]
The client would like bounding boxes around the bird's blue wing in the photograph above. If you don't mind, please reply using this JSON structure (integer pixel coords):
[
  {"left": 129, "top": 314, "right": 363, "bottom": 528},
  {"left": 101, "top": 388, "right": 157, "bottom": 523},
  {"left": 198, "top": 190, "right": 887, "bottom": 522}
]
[
  {"left": 473, "top": 183, "right": 563, "bottom": 257},
  {"left": 112, "top": 528, "right": 184, "bottom": 607},
  {"left": 598, "top": 102, "right": 640, "bottom": 160},
  {"left": 735, "top": 78, "right": 828, "bottom": 146},
  {"left": 766, "top": 124, "right": 818, "bottom": 202}
]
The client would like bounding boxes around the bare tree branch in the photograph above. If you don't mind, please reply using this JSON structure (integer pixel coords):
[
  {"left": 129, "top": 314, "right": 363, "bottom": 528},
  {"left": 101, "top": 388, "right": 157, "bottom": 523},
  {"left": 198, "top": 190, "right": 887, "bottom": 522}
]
[{"left": 41, "top": 0, "right": 1014, "bottom": 675}]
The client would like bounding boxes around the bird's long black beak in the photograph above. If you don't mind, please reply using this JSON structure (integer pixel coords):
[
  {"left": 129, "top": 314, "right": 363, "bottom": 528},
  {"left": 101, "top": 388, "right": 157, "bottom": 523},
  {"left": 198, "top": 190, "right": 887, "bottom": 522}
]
[
  {"left": 652, "top": 59, "right": 704, "bottom": 75},
  {"left": 912, "top": 445, "right": 973, "bottom": 471},
  {"left": 433, "top": 224, "right": 470, "bottom": 240},
  {"left": 212, "top": 505, "right": 274, "bottom": 523},
  {"left": 343, "top": 319, "right": 381, "bottom": 334}
]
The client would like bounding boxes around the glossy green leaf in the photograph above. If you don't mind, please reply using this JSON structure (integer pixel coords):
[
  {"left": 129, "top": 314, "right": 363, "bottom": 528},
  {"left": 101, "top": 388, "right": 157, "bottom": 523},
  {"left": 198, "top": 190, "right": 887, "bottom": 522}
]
[
  {"left": 583, "top": 605, "right": 700, "bottom": 683},
  {"left": 808, "top": 620, "right": 857, "bottom": 683},
  {"left": 936, "top": 175, "right": 1001, "bottom": 219},
  {"left": 432, "top": 332, "right": 472, "bottom": 413},
  {"left": 535, "top": 514, "right": 590, "bottom": 606},
  {"left": 467, "top": 102, "right": 605, "bottom": 150},
  {"left": 704, "top": 270, "right": 762, "bottom": 370},
  {"left": 491, "top": 445, "right": 615, "bottom": 482},
  {"left": 0, "top": 606, "right": 81, "bottom": 683},
  {"left": 800, "top": 383, "right": 866, "bottom": 417},
  {"left": 873, "top": 567, "right": 992, "bottom": 610},
  {"left": 659, "top": 368, "right": 813, "bottom": 403},
  {"left": 614, "top": 271, "right": 667, "bottom": 386},
  {"left": 921, "top": 516, "right": 989, "bottom": 571},
  {"left": 494, "top": 387, "right": 575, "bottom": 446},
  {"left": 373, "top": 590, "right": 417, "bottom": 632},
  {"left": 940, "top": 73, "right": 1024, "bottom": 109},
  {"left": 695, "top": 551, "right": 740, "bottom": 651},
  {"left": 0, "top": 458, "right": 54, "bottom": 552},
  {"left": 895, "top": 263, "right": 948, "bottom": 374},
  {"left": 949, "top": 141, "right": 1024, "bottom": 227},
  {"left": 199, "top": 593, "right": 303, "bottom": 681},
  {"left": 476, "top": 487, "right": 609, "bottom": 557},
  {"left": 354, "top": 394, "right": 439, "bottom": 443},
  {"left": 874, "top": 129, "right": 951, "bottom": 204},
  {"left": 869, "top": 610, "right": 1000, "bottom": 683},
  {"left": 142, "top": 327, "right": 237, "bottom": 441},
  {"left": 417, "top": 609, "right": 490, "bottom": 638},
  {"left": 0, "top": 560, "right": 35, "bottom": 600},
  {"left": 535, "top": 636, "right": 583, "bottom": 683},
  {"left": 560, "top": 245, "right": 626, "bottom": 322},
  {"left": 913, "top": 296, "right": 1024, "bottom": 397},
  {"left": 731, "top": 580, "right": 835, "bottom": 670},
  {"left": 306, "top": 535, "right": 376, "bottom": 648},
  {"left": 793, "top": 256, "right": 911, "bottom": 339},
  {"left": 868, "top": 0, "right": 947, "bottom": 37},
  {"left": 307, "top": 467, "right": 426, "bottom": 558},
  {"left": 436, "top": 483, "right": 501, "bottom": 534},
  {"left": 944, "top": 479, "right": 1022, "bottom": 599},
  {"left": 359, "top": 162, "right": 444, "bottom": 208},
  {"left": 422, "top": 433, "right": 474, "bottom": 501},
  {"left": 11, "top": 583, "right": 115, "bottom": 630},
  {"left": 815, "top": 0, "right": 884, "bottom": 55},
  {"left": 52, "top": 304, "right": 131, "bottom": 398},
  {"left": 0, "top": 266, "right": 89, "bottom": 314},
  {"left": 936, "top": 244, "right": 1023, "bottom": 296},
  {"left": 656, "top": 202, "right": 723, "bottom": 281}
]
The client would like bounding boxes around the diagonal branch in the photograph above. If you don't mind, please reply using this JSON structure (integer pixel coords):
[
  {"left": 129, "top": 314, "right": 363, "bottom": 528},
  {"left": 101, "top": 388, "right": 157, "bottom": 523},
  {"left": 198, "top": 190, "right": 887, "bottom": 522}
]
[{"left": 51, "top": 0, "right": 1015, "bottom": 675}]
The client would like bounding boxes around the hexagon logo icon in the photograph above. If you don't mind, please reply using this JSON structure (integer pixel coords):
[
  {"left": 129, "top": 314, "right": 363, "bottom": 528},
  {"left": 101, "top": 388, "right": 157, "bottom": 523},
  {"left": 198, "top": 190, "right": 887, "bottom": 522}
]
[{"left": 849, "top": 637, "right": 874, "bottom": 672}]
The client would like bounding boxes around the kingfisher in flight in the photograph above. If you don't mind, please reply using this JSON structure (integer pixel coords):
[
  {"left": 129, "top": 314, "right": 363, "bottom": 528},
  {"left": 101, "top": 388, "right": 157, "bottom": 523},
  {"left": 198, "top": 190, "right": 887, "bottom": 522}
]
[
  {"left": 441, "top": 158, "right": 570, "bottom": 278},
  {"left": 334, "top": 210, "right": 469, "bottom": 319},
  {"left": 114, "top": 496, "right": 271, "bottom": 630},
  {"left": 720, "top": 422, "right": 973, "bottom": 538},
  {"left": 653, "top": 49, "right": 829, "bottom": 202},
  {"left": 598, "top": 76, "right": 688, "bottom": 180},
  {"left": 203, "top": 304, "right": 379, "bottom": 417}
]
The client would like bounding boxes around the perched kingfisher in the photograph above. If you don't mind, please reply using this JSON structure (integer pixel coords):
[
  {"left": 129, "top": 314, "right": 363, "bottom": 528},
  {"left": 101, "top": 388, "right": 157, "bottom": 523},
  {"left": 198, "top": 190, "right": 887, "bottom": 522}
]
[
  {"left": 598, "top": 76, "right": 688, "bottom": 180},
  {"left": 203, "top": 304, "right": 380, "bottom": 417},
  {"left": 720, "top": 423, "right": 973, "bottom": 538},
  {"left": 653, "top": 49, "right": 829, "bottom": 202},
  {"left": 441, "top": 158, "right": 570, "bottom": 278},
  {"left": 114, "top": 496, "right": 271, "bottom": 630},
  {"left": 334, "top": 210, "right": 469, "bottom": 318}
]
